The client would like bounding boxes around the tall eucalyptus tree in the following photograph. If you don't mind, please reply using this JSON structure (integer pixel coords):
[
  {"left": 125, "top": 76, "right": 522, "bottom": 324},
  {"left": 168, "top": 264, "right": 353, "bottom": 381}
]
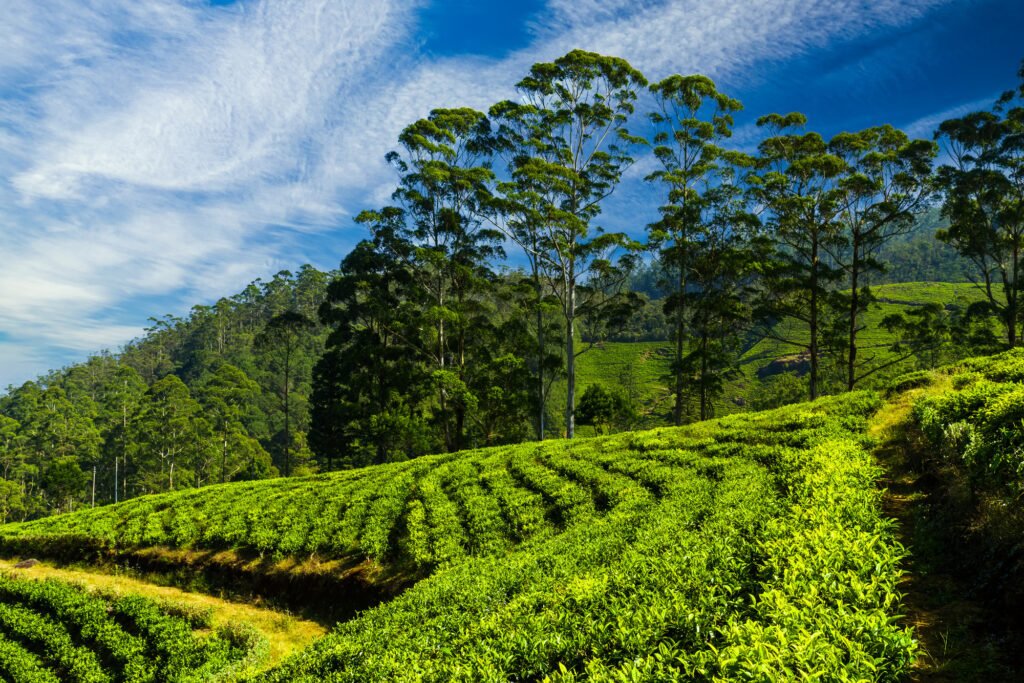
[
  {"left": 646, "top": 74, "right": 744, "bottom": 423},
  {"left": 935, "top": 67, "right": 1024, "bottom": 347},
  {"left": 829, "top": 125, "right": 936, "bottom": 388},
  {"left": 489, "top": 50, "right": 646, "bottom": 438},
  {"left": 752, "top": 113, "right": 848, "bottom": 400}
]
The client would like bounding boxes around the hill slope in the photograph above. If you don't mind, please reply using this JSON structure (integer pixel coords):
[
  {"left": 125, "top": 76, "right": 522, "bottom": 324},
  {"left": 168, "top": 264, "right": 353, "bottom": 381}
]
[
  {"left": 0, "top": 391, "right": 914, "bottom": 680},
  {"left": 566, "top": 281, "right": 992, "bottom": 428}
]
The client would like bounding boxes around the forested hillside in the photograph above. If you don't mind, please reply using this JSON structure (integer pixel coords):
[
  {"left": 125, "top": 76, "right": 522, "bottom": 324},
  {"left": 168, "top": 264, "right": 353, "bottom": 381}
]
[{"left": 1, "top": 51, "right": 1021, "bottom": 538}]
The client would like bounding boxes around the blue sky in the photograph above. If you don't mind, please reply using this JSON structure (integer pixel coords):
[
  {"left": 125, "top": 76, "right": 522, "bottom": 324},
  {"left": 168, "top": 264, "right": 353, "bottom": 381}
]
[{"left": 0, "top": 0, "right": 1020, "bottom": 389}]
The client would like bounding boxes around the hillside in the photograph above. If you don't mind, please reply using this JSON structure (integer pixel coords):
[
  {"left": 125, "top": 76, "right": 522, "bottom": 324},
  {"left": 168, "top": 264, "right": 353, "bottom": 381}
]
[
  {"left": 7, "top": 348, "right": 1024, "bottom": 678},
  {"left": 565, "top": 281, "right": 993, "bottom": 430},
  {"left": 0, "top": 390, "right": 913, "bottom": 680},
  {"left": 735, "top": 281, "right": 992, "bottom": 402}
]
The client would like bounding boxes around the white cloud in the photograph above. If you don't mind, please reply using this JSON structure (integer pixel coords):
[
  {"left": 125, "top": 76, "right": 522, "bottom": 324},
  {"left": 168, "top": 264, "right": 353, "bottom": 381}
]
[
  {"left": 534, "top": 0, "right": 952, "bottom": 80},
  {"left": 902, "top": 94, "right": 999, "bottom": 140}
]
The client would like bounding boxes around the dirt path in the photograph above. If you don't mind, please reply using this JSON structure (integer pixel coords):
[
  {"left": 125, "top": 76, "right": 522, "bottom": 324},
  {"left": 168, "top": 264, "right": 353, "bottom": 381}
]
[
  {"left": 870, "top": 391, "right": 1021, "bottom": 681},
  {"left": 0, "top": 558, "right": 327, "bottom": 669}
]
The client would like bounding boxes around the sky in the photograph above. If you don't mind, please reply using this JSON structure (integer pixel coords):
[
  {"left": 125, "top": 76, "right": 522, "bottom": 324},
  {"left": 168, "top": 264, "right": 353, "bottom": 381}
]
[{"left": 0, "top": 0, "right": 1021, "bottom": 389}]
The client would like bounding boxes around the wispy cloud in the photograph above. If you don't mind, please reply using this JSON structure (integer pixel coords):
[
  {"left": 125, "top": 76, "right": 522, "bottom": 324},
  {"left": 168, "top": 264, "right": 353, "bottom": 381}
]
[{"left": 902, "top": 93, "right": 1000, "bottom": 140}]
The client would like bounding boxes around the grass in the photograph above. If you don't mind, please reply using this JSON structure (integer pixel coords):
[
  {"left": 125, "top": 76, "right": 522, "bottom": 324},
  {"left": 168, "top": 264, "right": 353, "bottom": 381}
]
[
  {"left": 549, "top": 340, "right": 674, "bottom": 436},
  {"left": 737, "top": 282, "right": 989, "bottom": 394},
  {"left": 0, "top": 391, "right": 915, "bottom": 680}
]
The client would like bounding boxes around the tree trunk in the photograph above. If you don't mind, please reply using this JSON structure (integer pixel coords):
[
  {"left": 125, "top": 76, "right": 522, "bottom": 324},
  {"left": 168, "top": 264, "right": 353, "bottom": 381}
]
[
  {"left": 1011, "top": 241, "right": 1020, "bottom": 348},
  {"left": 284, "top": 346, "right": 291, "bottom": 477},
  {"left": 455, "top": 323, "right": 467, "bottom": 451},
  {"left": 809, "top": 234, "right": 820, "bottom": 401},
  {"left": 674, "top": 260, "right": 686, "bottom": 426},
  {"left": 699, "top": 331, "right": 709, "bottom": 421},
  {"left": 565, "top": 276, "right": 576, "bottom": 439},
  {"left": 535, "top": 270, "right": 546, "bottom": 441},
  {"left": 438, "top": 277, "right": 453, "bottom": 452},
  {"left": 847, "top": 236, "right": 860, "bottom": 391}
]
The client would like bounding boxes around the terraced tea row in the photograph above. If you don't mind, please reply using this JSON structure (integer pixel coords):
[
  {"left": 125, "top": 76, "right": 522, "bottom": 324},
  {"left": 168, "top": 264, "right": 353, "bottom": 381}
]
[
  {"left": 0, "top": 574, "right": 266, "bottom": 682},
  {"left": 0, "top": 432, "right": 729, "bottom": 572}
]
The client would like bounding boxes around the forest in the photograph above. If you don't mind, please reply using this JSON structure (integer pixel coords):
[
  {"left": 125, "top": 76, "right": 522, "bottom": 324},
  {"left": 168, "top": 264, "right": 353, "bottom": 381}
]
[{"left": 1, "top": 50, "right": 1021, "bottom": 525}]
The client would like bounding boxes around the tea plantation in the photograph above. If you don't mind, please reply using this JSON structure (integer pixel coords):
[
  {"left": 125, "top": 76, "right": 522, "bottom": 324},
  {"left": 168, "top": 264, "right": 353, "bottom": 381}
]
[
  {"left": 0, "top": 389, "right": 922, "bottom": 681},
  {"left": 0, "top": 574, "right": 266, "bottom": 682}
]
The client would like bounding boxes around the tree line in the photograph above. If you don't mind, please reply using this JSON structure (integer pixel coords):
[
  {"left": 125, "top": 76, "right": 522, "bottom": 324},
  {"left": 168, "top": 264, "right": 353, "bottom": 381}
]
[{"left": 1, "top": 52, "right": 1021, "bottom": 521}]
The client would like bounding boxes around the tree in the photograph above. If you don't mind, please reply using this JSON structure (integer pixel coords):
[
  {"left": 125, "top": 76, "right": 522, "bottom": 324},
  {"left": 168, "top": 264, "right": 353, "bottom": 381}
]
[
  {"left": 487, "top": 106, "right": 565, "bottom": 441},
  {"left": 198, "top": 363, "right": 273, "bottom": 484},
  {"left": 40, "top": 457, "right": 88, "bottom": 514},
  {"left": 576, "top": 384, "right": 635, "bottom": 435},
  {"left": 681, "top": 178, "right": 760, "bottom": 420},
  {"left": 935, "top": 66, "right": 1024, "bottom": 347},
  {"left": 0, "top": 415, "right": 24, "bottom": 482},
  {"left": 491, "top": 50, "right": 646, "bottom": 438},
  {"left": 646, "top": 73, "right": 744, "bottom": 424},
  {"left": 129, "top": 375, "right": 206, "bottom": 493},
  {"left": 98, "top": 364, "right": 146, "bottom": 503},
  {"left": 0, "top": 478, "right": 25, "bottom": 524},
  {"left": 256, "top": 311, "right": 315, "bottom": 476},
  {"left": 828, "top": 125, "right": 936, "bottom": 389},
  {"left": 752, "top": 113, "right": 848, "bottom": 400},
  {"left": 882, "top": 301, "right": 1001, "bottom": 369},
  {"left": 312, "top": 224, "right": 434, "bottom": 469},
  {"left": 386, "top": 108, "right": 501, "bottom": 451}
]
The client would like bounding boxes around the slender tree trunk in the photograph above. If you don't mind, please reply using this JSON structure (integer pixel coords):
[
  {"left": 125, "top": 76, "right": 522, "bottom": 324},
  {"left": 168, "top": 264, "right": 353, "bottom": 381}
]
[
  {"left": 674, "top": 259, "right": 686, "bottom": 426},
  {"left": 699, "top": 331, "right": 709, "bottom": 421},
  {"left": 455, "top": 322, "right": 466, "bottom": 451},
  {"left": 565, "top": 273, "right": 576, "bottom": 439},
  {"left": 809, "top": 233, "right": 820, "bottom": 401},
  {"left": 438, "top": 284, "right": 453, "bottom": 452},
  {"left": 1011, "top": 242, "right": 1020, "bottom": 348},
  {"left": 284, "top": 346, "right": 291, "bottom": 477},
  {"left": 534, "top": 269, "right": 546, "bottom": 441},
  {"left": 117, "top": 396, "right": 126, "bottom": 503},
  {"left": 847, "top": 236, "right": 860, "bottom": 391}
]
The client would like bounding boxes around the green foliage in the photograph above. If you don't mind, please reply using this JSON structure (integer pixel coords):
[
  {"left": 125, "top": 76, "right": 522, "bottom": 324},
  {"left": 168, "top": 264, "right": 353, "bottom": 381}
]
[
  {"left": 913, "top": 349, "right": 1024, "bottom": 495},
  {"left": 489, "top": 49, "right": 647, "bottom": 438},
  {"left": 0, "top": 267, "right": 331, "bottom": 519},
  {"left": 4, "top": 53, "right": 1023, "bottom": 556},
  {"left": 0, "top": 574, "right": 267, "bottom": 681},
  {"left": 934, "top": 70, "right": 1024, "bottom": 347},
  {"left": 646, "top": 73, "right": 755, "bottom": 423},
  {"left": 748, "top": 371, "right": 807, "bottom": 411},
  {"left": 883, "top": 369, "right": 934, "bottom": 396},
  {"left": 0, "top": 391, "right": 912, "bottom": 680},
  {"left": 575, "top": 384, "right": 635, "bottom": 434},
  {"left": 870, "top": 206, "right": 974, "bottom": 284}
]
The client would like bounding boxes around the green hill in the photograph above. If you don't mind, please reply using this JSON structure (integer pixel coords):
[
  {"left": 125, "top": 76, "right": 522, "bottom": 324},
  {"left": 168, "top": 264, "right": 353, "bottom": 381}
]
[
  {"left": 0, "top": 390, "right": 914, "bottom": 680},
  {"left": 564, "top": 281, "right": 991, "bottom": 429},
  {"left": 737, "top": 281, "right": 990, "bottom": 388}
]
